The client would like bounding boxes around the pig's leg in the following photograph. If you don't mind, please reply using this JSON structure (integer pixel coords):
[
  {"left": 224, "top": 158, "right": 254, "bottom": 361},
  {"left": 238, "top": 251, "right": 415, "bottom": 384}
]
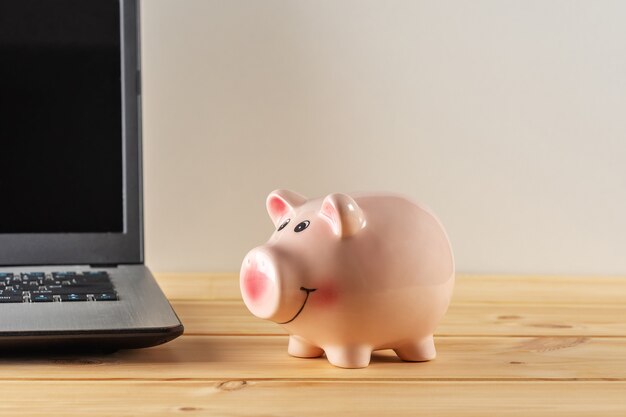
[
  {"left": 288, "top": 335, "right": 324, "bottom": 358},
  {"left": 324, "top": 345, "right": 372, "bottom": 368},
  {"left": 393, "top": 335, "right": 437, "bottom": 362}
]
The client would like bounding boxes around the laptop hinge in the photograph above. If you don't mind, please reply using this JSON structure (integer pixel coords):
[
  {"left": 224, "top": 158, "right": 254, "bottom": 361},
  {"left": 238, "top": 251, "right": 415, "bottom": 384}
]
[{"left": 89, "top": 264, "right": 119, "bottom": 268}]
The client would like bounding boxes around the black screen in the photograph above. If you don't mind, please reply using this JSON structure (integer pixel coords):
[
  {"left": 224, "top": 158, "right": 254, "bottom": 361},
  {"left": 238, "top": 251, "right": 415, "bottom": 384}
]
[{"left": 0, "top": 0, "right": 123, "bottom": 233}]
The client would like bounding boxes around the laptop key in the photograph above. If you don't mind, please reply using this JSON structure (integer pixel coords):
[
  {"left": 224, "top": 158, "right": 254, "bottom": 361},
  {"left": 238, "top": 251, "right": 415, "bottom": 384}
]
[
  {"left": 32, "top": 294, "right": 54, "bottom": 302},
  {"left": 60, "top": 293, "right": 88, "bottom": 302},
  {"left": 41, "top": 286, "right": 115, "bottom": 295},
  {"left": 0, "top": 295, "right": 24, "bottom": 303},
  {"left": 73, "top": 281, "right": 112, "bottom": 288},
  {"left": 95, "top": 292, "right": 118, "bottom": 301},
  {"left": 74, "top": 276, "right": 111, "bottom": 284},
  {"left": 52, "top": 272, "right": 77, "bottom": 278}
]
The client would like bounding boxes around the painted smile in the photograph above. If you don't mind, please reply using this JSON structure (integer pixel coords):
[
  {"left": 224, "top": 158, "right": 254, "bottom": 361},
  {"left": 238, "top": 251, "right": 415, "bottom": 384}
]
[{"left": 278, "top": 287, "right": 317, "bottom": 324}]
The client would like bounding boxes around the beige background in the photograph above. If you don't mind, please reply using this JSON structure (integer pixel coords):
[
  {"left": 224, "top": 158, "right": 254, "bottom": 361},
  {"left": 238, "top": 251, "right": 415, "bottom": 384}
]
[{"left": 140, "top": 0, "right": 626, "bottom": 274}]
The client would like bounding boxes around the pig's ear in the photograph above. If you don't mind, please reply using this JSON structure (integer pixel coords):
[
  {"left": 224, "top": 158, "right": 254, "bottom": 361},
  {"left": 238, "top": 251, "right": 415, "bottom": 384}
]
[
  {"left": 266, "top": 189, "right": 307, "bottom": 227},
  {"left": 320, "top": 193, "right": 366, "bottom": 238}
]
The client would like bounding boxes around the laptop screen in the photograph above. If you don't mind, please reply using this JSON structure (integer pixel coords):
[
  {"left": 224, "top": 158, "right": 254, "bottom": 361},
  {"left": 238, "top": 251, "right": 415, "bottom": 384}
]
[{"left": 0, "top": 0, "right": 123, "bottom": 234}]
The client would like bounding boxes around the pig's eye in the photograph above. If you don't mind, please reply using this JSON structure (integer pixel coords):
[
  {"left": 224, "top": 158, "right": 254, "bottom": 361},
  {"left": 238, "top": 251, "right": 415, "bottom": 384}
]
[
  {"left": 277, "top": 219, "right": 290, "bottom": 231},
  {"left": 294, "top": 220, "right": 310, "bottom": 233}
]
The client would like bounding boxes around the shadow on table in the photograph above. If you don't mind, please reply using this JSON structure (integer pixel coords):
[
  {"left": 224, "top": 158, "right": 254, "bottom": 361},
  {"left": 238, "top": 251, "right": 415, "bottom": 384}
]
[{"left": 0, "top": 336, "right": 222, "bottom": 365}]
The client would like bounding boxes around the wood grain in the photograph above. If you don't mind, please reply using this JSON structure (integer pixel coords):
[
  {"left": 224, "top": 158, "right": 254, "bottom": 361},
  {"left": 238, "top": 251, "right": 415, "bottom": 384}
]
[
  {"left": 0, "top": 381, "right": 623, "bottom": 417},
  {"left": 0, "top": 335, "right": 625, "bottom": 381},
  {"left": 156, "top": 273, "right": 240, "bottom": 301},
  {"left": 172, "top": 300, "right": 626, "bottom": 337},
  {"left": 155, "top": 273, "right": 626, "bottom": 305}
]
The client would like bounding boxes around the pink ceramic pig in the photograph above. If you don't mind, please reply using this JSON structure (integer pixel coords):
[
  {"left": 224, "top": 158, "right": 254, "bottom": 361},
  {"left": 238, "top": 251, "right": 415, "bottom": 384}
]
[{"left": 240, "top": 190, "right": 454, "bottom": 368}]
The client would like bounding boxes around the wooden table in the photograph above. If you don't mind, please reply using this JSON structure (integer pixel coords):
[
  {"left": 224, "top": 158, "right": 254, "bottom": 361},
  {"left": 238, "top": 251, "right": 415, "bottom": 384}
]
[{"left": 3, "top": 274, "right": 626, "bottom": 416}]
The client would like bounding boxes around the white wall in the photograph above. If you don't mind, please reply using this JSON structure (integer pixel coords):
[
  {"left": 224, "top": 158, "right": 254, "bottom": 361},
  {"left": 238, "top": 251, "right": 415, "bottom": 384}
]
[{"left": 141, "top": 0, "right": 626, "bottom": 275}]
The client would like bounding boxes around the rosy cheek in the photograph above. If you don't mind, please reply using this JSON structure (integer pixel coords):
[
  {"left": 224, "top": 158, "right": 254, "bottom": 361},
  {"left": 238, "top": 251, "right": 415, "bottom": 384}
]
[{"left": 310, "top": 281, "right": 339, "bottom": 307}]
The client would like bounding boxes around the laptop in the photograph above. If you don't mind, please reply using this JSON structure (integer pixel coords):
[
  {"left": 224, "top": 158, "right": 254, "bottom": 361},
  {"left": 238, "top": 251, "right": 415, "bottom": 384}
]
[{"left": 0, "top": 0, "right": 184, "bottom": 350}]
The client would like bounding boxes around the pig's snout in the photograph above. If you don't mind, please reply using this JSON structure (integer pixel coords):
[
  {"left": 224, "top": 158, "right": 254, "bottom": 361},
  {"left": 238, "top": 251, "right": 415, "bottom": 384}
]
[
  {"left": 240, "top": 248, "right": 308, "bottom": 323},
  {"left": 242, "top": 268, "right": 269, "bottom": 302},
  {"left": 240, "top": 249, "right": 280, "bottom": 320}
]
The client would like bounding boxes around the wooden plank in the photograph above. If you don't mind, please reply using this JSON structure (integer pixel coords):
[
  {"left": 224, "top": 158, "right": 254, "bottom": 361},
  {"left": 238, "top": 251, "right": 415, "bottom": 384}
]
[
  {"left": 452, "top": 274, "right": 626, "bottom": 306},
  {"left": 172, "top": 300, "right": 626, "bottom": 337},
  {"left": 0, "top": 380, "right": 623, "bottom": 416},
  {"left": 0, "top": 335, "right": 625, "bottom": 381},
  {"left": 155, "top": 272, "right": 241, "bottom": 301},
  {"left": 174, "top": 300, "right": 284, "bottom": 336},
  {"left": 155, "top": 273, "right": 626, "bottom": 305}
]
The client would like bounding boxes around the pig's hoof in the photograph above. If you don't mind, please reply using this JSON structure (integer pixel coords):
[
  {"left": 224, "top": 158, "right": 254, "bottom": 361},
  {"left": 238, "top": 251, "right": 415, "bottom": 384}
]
[
  {"left": 288, "top": 335, "right": 324, "bottom": 358},
  {"left": 324, "top": 345, "right": 372, "bottom": 368},
  {"left": 394, "top": 335, "right": 437, "bottom": 362}
]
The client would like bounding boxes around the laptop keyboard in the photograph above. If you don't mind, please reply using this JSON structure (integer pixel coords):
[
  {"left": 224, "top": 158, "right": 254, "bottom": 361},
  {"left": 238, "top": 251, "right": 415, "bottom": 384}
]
[{"left": 0, "top": 271, "right": 118, "bottom": 303}]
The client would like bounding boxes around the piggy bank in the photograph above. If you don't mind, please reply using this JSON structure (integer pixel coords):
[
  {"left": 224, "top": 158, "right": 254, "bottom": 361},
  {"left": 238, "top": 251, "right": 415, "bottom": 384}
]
[{"left": 240, "top": 190, "right": 454, "bottom": 368}]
